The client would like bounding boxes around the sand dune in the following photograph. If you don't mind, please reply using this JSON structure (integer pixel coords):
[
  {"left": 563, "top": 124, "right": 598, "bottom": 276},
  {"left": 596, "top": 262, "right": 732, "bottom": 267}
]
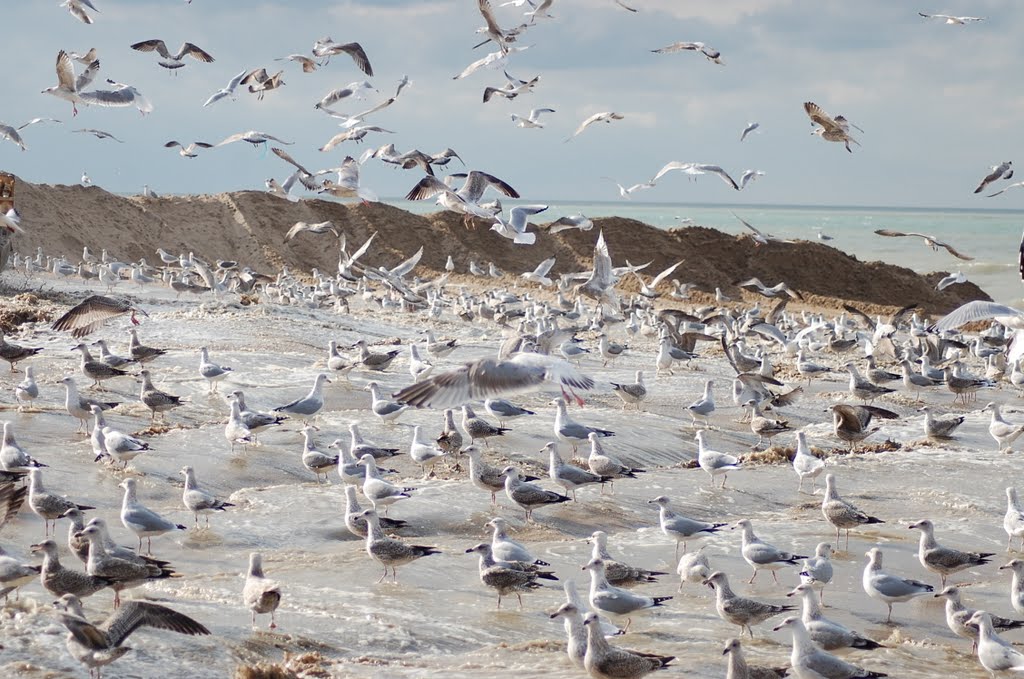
[{"left": 9, "top": 178, "right": 987, "bottom": 314}]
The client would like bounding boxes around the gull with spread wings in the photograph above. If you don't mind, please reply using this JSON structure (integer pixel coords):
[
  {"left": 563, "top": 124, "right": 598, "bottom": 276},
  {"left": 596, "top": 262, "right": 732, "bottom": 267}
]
[
  {"left": 918, "top": 12, "right": 985, "bottom": 25},
  {"left": 565, "top": 112, "right": 624, "bottom": 142},
  {"left": 405, "top": 171, "right": 519, "bottom": 227},
  {"left": 803, "top": 102, "right": 860, "bottom": 153},
  {"left": 52, "top": 296, "right": 149, "bottom": 338},
  {"left": 651, "top": 41, "right": 723, "bottom": 64},
  {"left": 733, "top": 213, "right": 796, "bottom": 245},
  {"left": 0, "top": 118, "right": 61, "bottom": 152},
  {"left": 652, "top": 162, "right": 739, "bottom": 190},
  {"left": 130, "top": 40, "right": 214, "bottom": 71},
  {"left": 974, "top": 161, "right": 1013, "bottom": 194},
  {"left": 873, "top": 229, "right": 973, "bottom": 260},
  {"left": 311, "top": 38, "right": 373, "bottom": 75}
]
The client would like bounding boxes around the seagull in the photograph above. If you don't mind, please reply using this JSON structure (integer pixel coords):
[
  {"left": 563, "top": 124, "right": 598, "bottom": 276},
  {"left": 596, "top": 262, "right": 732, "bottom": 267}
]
[
  {"left": 804, "top": 101, "right": 860, "bottom": 152},
  {"left": 404, "top": 171, "right": 519, "bottom": 227},
  {"left": 919, "top": 12, "right": 985, "bottom": 24},
  {"left": 651, "top": 162, "right": 739, "bottom": 190},
  {"left": 652, "top": 41, "right": 724, "bottom": 64},
  {"left": 202, "top": 69, "right": 247, "bottom": 107},
  {"left": 936, "top": 271, "right": 967, "bottom": 290},
  {"left": 511, "top": 108, "right": 555, "bottom": 128},
  {"left": 0, "top": 118, "right": 61, "bottom": 152},
  {"left": 216, "top": 130, "right": 293, "bottom": 148},
  {"left": 238, "top": 68, "right": 286, "bottom": 100},
  {"left": 60, "top": 0, "right": 98, "bottom": 25},
  {"left": 482, "top": 70, "right": 540, "bottom": 103},
  {"left": 524, "top": 0, "right": 555, "bottom": 22},
  {"left": 83, "top": 78, "right": 154, "bottom": 115},
  {"left": 974, "top": 161, "right": 1013, "bottom": 194},
  {"left": 603, "top": 177, "right": 656, "bottom": 199},
  {"left": 41, "top": 50, "right": 100, "bottom": 116},
  {"left": 163, "top": 141, "right": 213, "bottom": 158},
  {"left": 314, "top": 81, "right": 375, "bottom": 111},
  {"left": 284, "top": 220, "right": 339, "bottom": 243},
  {"left": 73, "top": 128, "right": 124, "bottom": 142},
  {"left": 130, "top": 40, "right": 214, "bottom": 71},
  {"left": 275, "top": 53, "right": 319, "bottom": 73},
  {"left": 873, "top": 229, "right": 973, "bottom": 260},
  {"left": 51, "top": 296, "right": 148, "bottom": 338},
  {"left": 318, "top": 156, "right": 377, "bottom": 202},
  {"left": 738, "top": 170, "right": 765, "bottom": 190},
  {"left": 548, "top": 214, "right": 593, "bottom": 233},
  {"left": 740, "top": 122, "right": 760, "bottom": 141},
  {"left": 491, "top": 205, "right": 547, "bottom": 245},
  {"left": 53, "top": 593, "right": 209, "bottom": 676},
  {"left": 521, "top": 256, "right": 556, "bottom": 286},
  {"left": 565, "top": 112, "right": 625, "bottom": 142},
  {"left": 395, "top": 354, "right": 594, "bottom": 409},
  {"left": 311, "top": 38, "right": 374, "bottom": 75}
]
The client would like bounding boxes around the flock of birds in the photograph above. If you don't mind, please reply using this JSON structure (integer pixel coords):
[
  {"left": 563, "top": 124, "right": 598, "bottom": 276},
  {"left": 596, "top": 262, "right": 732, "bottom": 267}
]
[
  {"left": 2, "top": 2, "right": 1024, "bottom": 679},
  {"left": 2, "top": 212, "right": 1024, "bottom": 677}
]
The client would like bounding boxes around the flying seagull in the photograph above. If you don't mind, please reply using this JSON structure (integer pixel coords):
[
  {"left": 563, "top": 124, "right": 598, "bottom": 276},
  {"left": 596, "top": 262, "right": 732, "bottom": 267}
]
[
  {"left": 804, "top": 101, "right": 860, "bottom": 153},
  {"left": 0, "top": 118, "right": 61, "bottom": 152},
  {"left": 312, "top": 38, "right": 374, "bottom": 75},
  {"left": 163, "top": 140, "right": 214, "bottom": 158},
  {"left": 873, "top": 229, "right": 973, "bottom": 260},
  {"left": 974, "top": 161, "right": 1013, "bottom": 194},
  {"left": 652, "top": 41, "right": 723, "bottom": 64},
  {"left": 52, "top": 296, "right": 149, "bottom": 338},
  {"left": 511, "top": 108, "right": 555, "bottom": 129},
  {"left": 987, "top": 181, "right": 1024, "bottom": 198},
  {"left": 918, "top": 12, "right": 985, "bottom": 24},
  {"left": 73, "top": 128, "right": 124, "bottom": 142},
  {"left": 61, "top": 0, "right": 98, "bottom": 25},
  {"left": 740, "top": 122, "right": 760, "bottom": 141},
  {"left": 130, "top": 40, "right": 214, "bottom": 70},
  {"left": 652, "top": 162, "right": 739, "bottom": 190},
  {"left": 216, "top": 130, "right": 293, "bottom": 148},
  {"left": 202, "top": 69, "right": 247, "bottom": 107},
  {"left": 565, "top": 112, "right": 624, "bottom": 142}
]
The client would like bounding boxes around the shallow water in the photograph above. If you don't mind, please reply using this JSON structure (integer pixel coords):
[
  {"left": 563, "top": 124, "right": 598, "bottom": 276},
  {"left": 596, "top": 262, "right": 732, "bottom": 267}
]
[{"left": 0, "top": 272, "right": 1021, "bottom": 678}]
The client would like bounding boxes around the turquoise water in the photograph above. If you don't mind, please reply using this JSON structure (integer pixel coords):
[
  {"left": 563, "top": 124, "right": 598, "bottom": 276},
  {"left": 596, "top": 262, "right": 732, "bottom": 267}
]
[{"left": 395, "top": 199, "right": 1024, "bottom": 306}]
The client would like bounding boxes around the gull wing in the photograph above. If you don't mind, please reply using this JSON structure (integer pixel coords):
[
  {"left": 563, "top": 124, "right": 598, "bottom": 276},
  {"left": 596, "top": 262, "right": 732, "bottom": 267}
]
[
  {"left": 592, "top": 231, "right": 613, "bottom": 287},
  {"left": 694, "top": 164, "right": 739, "bottom": 190},
  {"left": 478, "top": 0, "right": 505, "bottom": 36},
  {"left": 651, "top": 161, "right": 695, "bottom": 183},
  {"left": 51, "top": 295, "right": 132, "bottom": 338},
  {"left": 461, "top": 171, "right": 520, "bottom": 201},
  {"left": 130, "top": 40, "right": 171, "bottom": 59},
  {"left": 178, "top": 42, "right": 214, "bottom": 63},
  {"left": 404, "top": 175, "right": 450, "bottom": 201},
  {"left": 389, "top": 246, "right": 423, "bottom": 278},
  {"left": 803, "top": 101, "right": 841, "bottom": 132},
  {"left": 76, "top": 59, "right": 101, "bottom": 92},
  {"left": 271, "top": 147, "right": 314, "bottom": 177},
  {"left": 935, "top": 301, "right": 1024, "bottom": 332},
  {"left": 940, "top": 241, "right": 973, "bottom": 261},
  {"left": 102, "top": 601, "right": 210, "bottom": 648},
  {"left": 56, "top": 51, "right": 76, "bottom": 91},
  {"left": 532, "top": 256, "right": 556, "bottom": 277},
  {"left": 333, "top": 43, "right": 373, "bottom": 76},
  {"left": 650, "top": 260, "right": 683, "bottom": 287}
]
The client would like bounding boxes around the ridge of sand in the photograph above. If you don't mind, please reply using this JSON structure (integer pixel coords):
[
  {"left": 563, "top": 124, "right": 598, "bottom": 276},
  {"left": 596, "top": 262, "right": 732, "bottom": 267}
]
[{"left": 8, "top": 179, "right": 988, "bottom": 314}]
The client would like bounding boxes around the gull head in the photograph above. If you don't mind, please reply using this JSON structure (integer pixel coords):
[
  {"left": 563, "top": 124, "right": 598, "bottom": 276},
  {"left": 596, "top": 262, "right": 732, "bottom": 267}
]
[
  {"left": 581, "top": 557, "right": 604, "bottom": 573},
  {"left": 648, "top": 495, "right": 670, "bottom": 507},
  {"left": 786, "top": 584, "right": 812, "bottom": 598},
  {"left": 549, "top": 602, "right": 578, "bottom": 620},
  {"left": 772, "top": 616, "right": 800, "bottom": 633},
  {"left": 722, "top": 638, "right": 741, "bottom": 656},
  {"left": 464, "top": 543, "right": 490, "bottom": 555}
]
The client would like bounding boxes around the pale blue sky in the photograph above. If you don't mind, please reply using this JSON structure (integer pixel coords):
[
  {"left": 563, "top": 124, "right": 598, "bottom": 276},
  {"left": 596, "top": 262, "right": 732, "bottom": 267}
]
[{"left": 1, "top": 0, "right": 1020, "bottom": 208}]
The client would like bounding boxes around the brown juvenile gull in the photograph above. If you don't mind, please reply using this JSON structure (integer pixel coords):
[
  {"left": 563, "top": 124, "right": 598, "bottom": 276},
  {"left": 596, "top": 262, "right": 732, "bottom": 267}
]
[
  {"left": 822, "top": 474, "right": 884, "bottom": 549},
  {"left": 393, "top": 353, "right": 594, "bottom": 409},
  {"left": 244, "top": 552, "right": 282, "bottom": 629},
  {"left": 936, "top": 585, "right": 1023, "bottom": 652},
  {"left": 0, "top": 330, "right": 42, "bottom": 371},
  {"left": 721, "top": 637, "right": 789, "bottom": 679},
  {"left": 583, "top": 612, "right": 674, "bottom": 678},
  {"left": 705, "top": 570, "right": 794, "bottom": 637},
  {"left": 502, "top": 465, "right": 570, "bottom": 521},
  {"left": 128, "top": 328, "right": 166, "bottom": 363},
  {"left": 138, "top": 369, "right": 185, "bottom": 421},
  {"left": 588, "top": 531, "right": 666, "bottom": 587},
  {"left": 360, "top": 508, "right": 439, "bottom": 582},
  {"left": 31, "top": 539, "right": 111, "bottom": 599},
  {"left": 465, "top": 542, "right": 553, "bottom": 609},
  {"left": 28, "top": 468, "right": 95, "bottom": 536},
  {"left": 52, "top": 295, "right": 149, "bottom": 338},
  {"left": 54, "top": 593, "right": 209, "bottom": 677},
  {"left": 804, "top": 101, "right": 861, "bottom": 153},
  {"left": 873, "top": 228, "right": 973, "bottom": 260},
  {"left": 908, "top": 518, "right": 993, "bottom": 587},
  {"left": 827, "top": 404, "right": 898, "bottom": 450},
  {"left": 587, "top": 432, "right": 643, "bottom": 491},
  {"left": 77, "top": 524, "right": 177, "bottom": 607},
  {"left": 460, "top": 445, "right": 535, "bottom": 504},
  {"left": 180, "top": 466, "right": 234, "bottom": 528}
]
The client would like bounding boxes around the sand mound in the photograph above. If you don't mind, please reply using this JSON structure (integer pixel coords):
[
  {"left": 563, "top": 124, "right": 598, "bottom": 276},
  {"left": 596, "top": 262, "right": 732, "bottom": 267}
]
[{"left": 8, "top": 179, "right": 988, "bottom": 314}]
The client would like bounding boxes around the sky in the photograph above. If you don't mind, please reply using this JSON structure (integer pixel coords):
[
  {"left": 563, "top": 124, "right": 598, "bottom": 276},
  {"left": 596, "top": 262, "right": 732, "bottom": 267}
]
[{"left": 1, "top": 0, "right": 1022, "bottom": 209}]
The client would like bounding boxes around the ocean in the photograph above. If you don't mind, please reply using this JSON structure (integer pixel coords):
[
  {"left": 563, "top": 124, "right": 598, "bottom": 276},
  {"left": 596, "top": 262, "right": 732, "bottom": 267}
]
[{"left": 399, "top": 199, "right": 1024, "bottom": 307}]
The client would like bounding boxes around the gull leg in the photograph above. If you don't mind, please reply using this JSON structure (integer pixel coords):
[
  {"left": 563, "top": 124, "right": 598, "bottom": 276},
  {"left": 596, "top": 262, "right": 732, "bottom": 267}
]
[{"left": 748, "top": 568, "right": 758, "bottom": 584}]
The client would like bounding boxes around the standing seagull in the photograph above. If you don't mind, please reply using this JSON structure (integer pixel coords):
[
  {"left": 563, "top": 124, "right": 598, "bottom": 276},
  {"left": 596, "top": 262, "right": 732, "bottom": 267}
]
[
  {"left": 243, "top": 552, "right": 282, "bottom": 629},
  {"left": 273, "top": 374, "right": 330, "bottom": 420},
  {"left": 821, "top": 474, "right": 884, "bottom": 548},
  {"left": 119, "top": 479, "right": 186, "bottom": 555},
  {"left": 862, "top": 547, "right": 933, "bottom": 623}
]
